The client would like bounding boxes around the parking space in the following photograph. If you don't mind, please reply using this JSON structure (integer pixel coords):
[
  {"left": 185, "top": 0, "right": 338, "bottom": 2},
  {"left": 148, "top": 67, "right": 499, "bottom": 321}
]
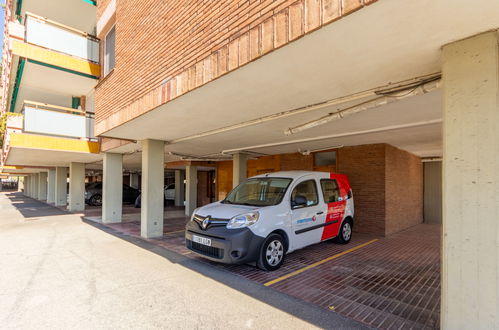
[{"left": 85, "top": 210, "right": 440, "bottom": 330}]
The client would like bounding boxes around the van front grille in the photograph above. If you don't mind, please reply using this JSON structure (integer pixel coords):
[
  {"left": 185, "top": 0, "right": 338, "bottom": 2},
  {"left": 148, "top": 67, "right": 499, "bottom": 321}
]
[{"left": 187, "top": 240, "right": 224, "bottom": 259}]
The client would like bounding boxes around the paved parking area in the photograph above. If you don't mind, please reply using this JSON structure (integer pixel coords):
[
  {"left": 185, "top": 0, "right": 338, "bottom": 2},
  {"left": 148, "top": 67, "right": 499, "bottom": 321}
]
[
  {"left": 85, "top": 207, "right": 441, "bottom": 329},
  {"left": 3, "top": 192, "right": 358, "bottom": 329}
]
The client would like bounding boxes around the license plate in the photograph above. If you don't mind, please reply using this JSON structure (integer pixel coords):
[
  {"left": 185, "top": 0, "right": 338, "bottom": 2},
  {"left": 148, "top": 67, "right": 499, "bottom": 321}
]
[{"left": 192, "top": 235, "right": 211, "bottom": 246}]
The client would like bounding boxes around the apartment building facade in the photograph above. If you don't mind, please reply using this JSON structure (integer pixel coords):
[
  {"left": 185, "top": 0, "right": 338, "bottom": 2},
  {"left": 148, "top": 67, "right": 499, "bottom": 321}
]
[
  {"left": 1, "top": 0, "right": 498, "bottom": 328},
  {"left": 0, "top": 0, "right": 101, "bottom": 210}
]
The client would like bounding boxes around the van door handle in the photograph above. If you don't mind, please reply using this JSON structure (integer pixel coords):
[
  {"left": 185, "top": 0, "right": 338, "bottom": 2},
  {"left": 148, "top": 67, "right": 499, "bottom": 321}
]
[{"left": 316, "top": 211, "right": 324, "bottom": 215}]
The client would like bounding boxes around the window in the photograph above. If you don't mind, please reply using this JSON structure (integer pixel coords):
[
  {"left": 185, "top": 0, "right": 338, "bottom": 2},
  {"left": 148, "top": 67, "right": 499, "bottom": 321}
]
[
  {"left": 320, "top": 179, "right": 341, "bottom": 203},
  {"left": 314, "top": 151, "right": 336, "bottom": 167},
  {"left": 104, "top": 26, "right": 116, "bottom": 75},
  {"left": 224, "top": 178, "right": 292, "bottom": 207},
  {"left": 291, "top": 180, "right": 318, "bottom": 208}
]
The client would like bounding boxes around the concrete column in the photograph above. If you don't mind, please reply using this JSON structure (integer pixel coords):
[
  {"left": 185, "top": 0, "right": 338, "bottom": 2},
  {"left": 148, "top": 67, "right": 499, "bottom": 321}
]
[
  {"left": 32, "top": 173, "right": 39, "bottom": 199},
  {"left": 441, "top": 31, "right": 499, "bottom": 329},
  {"left": 38, "top": 172, "right": 48, "bottom": 201},
  {"left": 19, "top": 176, "right": 25, "bottom": 193},
  {"left": 24, "top": 176, "right": 30, "bottom": 196},
  {"left": 232, "top": 153, "right": 248, "bottom": 188},
  {"left": 140, "top": 139, "right": 164, "bottom": 238},
  {"left": 102, "top": 153, "right": 123, "bottom": 223},
  {"left": 129, "top": 172, "right": 139, "bottom": 189},
  {"left": 185, "top": 165, "right": 197, "bottom": 216},
  {"left": 54, "top": 167, "right": 68, "bottom": 206},
  {"left": 174, "top": 170, "right": 185, "bottom": 207},
  {"left": 47, "top": 169, "right": 56, "bottom": 204},
  {"left": 68, "top": 162, "right": 85, "bottom": 212}
]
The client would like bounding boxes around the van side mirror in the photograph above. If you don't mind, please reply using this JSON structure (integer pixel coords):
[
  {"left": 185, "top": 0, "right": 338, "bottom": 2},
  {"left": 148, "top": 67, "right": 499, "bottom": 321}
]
[{"left": 292, "top": 195, "right": 307, "bottom": 208}]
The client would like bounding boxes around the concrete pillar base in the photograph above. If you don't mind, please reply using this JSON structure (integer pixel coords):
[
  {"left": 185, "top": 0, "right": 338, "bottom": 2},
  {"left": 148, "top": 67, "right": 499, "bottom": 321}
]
[
  {"left": 32, "top": 173, "right": 39, "bottom": 200},
  {"left": 55, "top": 167, "right": 68, "bottom": 207},
  {"left": 185, "top": 165, "right": 197, "bottom": 216},
  {"left": 103, "top": 153, "right": 123, "bottom": 223},
  {"left": 38, "top": 172, "right": 48, "bottom": 201},
  {"left": 441, "top": 30, "right": 499, "bottom": 328},
  {"left": 47, "top": 169, "right": 56, "bottom": 204},
  {"left": 68, "top": 163, "right": 85, "bottom": 212},
  {"left": 140, "top": 139, "right": 165, "bottom": 238},
  {"left": 232, "top": 153, "right": 248, "bottom": 188}
]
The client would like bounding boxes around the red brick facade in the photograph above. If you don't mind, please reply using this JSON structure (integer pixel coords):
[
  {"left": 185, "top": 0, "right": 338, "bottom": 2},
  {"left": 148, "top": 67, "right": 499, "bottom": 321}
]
[
  {"left": 94, "top": 0, "right": 378, "bottom": 135},
  {"left": 385, "top": 144, "right": 423, "bottom": 235}
]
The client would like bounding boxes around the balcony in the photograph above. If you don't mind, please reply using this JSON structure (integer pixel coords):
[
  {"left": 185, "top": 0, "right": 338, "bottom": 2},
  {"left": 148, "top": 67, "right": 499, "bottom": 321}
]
[
  {"left": 25, "top": 13, "right": 99, "bottom": 64},
  {"left": 2, "top": 101, "right": 100, "bottom": 168},
  {"left": 21, "top": 101, "right": 96, "bottom": 141}
]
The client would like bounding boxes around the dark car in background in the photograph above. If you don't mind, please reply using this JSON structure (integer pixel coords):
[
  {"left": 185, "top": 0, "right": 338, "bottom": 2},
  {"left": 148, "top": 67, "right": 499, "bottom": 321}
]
[
  {"left": 134, "top": 183, "right": 175, "bottom": 208},
  {"left": 85, "top": 182, "right": 141, "bottom": 206}
]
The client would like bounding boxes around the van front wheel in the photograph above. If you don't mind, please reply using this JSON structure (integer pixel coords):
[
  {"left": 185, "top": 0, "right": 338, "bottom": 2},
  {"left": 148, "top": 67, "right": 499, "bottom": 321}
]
[{"left": 257, "top": 233, "right": 286, "bottom": 271}]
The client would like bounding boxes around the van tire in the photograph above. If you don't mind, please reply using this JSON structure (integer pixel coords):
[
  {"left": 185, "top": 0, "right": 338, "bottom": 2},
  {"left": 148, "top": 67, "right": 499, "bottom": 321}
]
[
  {"left": 257, "top": 233, "right": 286, "bottom": 271},
  {"left": 335, "top": 219, "right": 352, "bottom": 244}
]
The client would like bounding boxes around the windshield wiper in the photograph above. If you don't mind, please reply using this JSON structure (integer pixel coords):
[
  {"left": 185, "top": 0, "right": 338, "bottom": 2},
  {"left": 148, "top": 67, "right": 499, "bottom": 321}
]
[{"left": 239, "top": 202, "right": 260, "bottom": 206}]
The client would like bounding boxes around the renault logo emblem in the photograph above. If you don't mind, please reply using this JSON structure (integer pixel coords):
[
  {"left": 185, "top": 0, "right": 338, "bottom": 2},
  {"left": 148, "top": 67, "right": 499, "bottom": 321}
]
[{"left": 201, "top": 216, "right": 211, "bottom": 230}]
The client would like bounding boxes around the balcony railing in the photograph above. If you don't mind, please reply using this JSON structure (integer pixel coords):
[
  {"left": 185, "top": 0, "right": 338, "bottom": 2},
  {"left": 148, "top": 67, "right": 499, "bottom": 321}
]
[
  {"left": 25, "top": 13, "right": 99, "bottom": 63},
  {"left": 21, "top": 101, "right": 96, "bottom": 141}
]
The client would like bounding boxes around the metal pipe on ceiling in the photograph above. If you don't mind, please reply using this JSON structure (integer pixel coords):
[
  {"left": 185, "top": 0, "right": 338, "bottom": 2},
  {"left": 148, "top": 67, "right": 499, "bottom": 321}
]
[
  {"left": 168, "top": 73, "right": 441, "bottom": 145},
  {"left": 221, "top": 119, "right": 442, "bottom": 154},
  {"left": 284, "top": 78, "right": 441, "bottom": 135}
]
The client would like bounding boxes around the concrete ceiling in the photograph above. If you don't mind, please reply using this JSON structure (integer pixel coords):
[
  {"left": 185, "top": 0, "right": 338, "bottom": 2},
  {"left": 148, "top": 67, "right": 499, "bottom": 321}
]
[
  {"left": 102, "top": 0, "right": 499, "bottom": 159},
  {"left": 20, "top": 0, "right": 96, "bottom": 34},
  {"left": 13, "top": 61, "right": 97, "bottom": 113},
  {"left": 6, "top": 147, "right": 102, "bottom": 167}
]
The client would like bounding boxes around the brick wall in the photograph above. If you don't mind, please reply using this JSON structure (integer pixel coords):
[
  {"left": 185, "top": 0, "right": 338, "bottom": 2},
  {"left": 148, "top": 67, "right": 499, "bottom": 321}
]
[
  {"left": 384, "top": 144, "right": 423, "bottom": 235},
  {"left": 216, "top": 160, "right": 233, "bottom": 200},
  {"left": 94, "top": 0, "right": 378, "bottom": 135},
  {"left": 337, "top": 144, "right": 387, "bottom": 236},
  {"left": 97, "top": 0, "right": 112, "bottom": 18}
]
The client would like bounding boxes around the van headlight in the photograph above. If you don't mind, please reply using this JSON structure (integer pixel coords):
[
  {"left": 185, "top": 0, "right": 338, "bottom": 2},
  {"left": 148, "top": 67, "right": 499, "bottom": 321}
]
[
  {"left": 190, "top": 208, "right": 200, "bottom": 222},
  {"left": 227, "top": 212, "right": 259, "bottom": 229}
]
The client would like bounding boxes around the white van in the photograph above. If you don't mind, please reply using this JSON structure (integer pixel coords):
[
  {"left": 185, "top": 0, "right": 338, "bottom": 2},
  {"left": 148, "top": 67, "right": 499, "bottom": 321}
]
[{"left": 185, "top": 171, "right": 354, "bottom": 271}]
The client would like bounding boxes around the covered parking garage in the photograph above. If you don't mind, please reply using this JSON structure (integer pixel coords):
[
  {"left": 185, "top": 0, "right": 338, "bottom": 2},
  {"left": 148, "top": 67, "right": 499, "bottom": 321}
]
[{"left": 92, "top": 0, "right": 499, "bottom": 328}]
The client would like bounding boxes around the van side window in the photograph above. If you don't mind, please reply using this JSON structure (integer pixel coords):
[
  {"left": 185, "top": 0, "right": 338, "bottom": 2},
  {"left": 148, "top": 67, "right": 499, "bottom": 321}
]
[
  {"left": 291, "top": 180, "right": 318, "bottom": 208},
  {"left": 320, "top": 179, "right": 341, "bottom": 203}
]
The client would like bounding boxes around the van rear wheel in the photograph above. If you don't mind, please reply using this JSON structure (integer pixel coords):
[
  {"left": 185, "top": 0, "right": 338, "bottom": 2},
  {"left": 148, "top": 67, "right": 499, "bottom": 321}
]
[
  {"left": 335, "top": 220, "right": 352, "bottom": 244},
  {"left": 257, "top": 233, "right": 286, "bottom": 271}
]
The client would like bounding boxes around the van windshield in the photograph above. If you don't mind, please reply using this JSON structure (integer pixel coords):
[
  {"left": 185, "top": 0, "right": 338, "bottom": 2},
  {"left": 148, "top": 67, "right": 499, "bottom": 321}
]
[{"left": 223, "top": 178, "right": 292, "bottom": 207}]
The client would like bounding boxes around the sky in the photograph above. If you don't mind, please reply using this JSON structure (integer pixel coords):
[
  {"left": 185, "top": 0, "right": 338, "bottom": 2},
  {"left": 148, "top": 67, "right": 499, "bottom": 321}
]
[{"left": 0, "top": 1, "right": 5, "bottom": 49}]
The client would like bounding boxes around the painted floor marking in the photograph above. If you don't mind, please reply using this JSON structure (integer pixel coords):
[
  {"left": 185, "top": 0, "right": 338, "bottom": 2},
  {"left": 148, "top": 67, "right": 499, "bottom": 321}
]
[{"left": 264, "top": 239, "right": 379, "bottom": 287}]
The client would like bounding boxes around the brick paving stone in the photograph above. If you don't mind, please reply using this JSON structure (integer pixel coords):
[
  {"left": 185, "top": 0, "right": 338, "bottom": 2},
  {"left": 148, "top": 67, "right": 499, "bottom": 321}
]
[{"left": 90, "top": 210, "right": 440, "bottom": 330}]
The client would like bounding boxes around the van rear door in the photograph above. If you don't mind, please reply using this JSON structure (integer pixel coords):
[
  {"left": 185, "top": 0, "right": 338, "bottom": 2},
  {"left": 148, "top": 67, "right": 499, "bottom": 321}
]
[{"left": 319, "top": 178, "right": 346, "bottom": 240}]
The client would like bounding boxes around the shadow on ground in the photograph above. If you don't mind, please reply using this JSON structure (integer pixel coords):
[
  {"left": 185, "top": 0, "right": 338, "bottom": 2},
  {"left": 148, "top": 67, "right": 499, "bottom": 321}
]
[
  {"left": 82, "top": 218, "right": 370, "bottom": 330},
  {"left": 5, "top": 192, "right": 68, "bottom": 218}
]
